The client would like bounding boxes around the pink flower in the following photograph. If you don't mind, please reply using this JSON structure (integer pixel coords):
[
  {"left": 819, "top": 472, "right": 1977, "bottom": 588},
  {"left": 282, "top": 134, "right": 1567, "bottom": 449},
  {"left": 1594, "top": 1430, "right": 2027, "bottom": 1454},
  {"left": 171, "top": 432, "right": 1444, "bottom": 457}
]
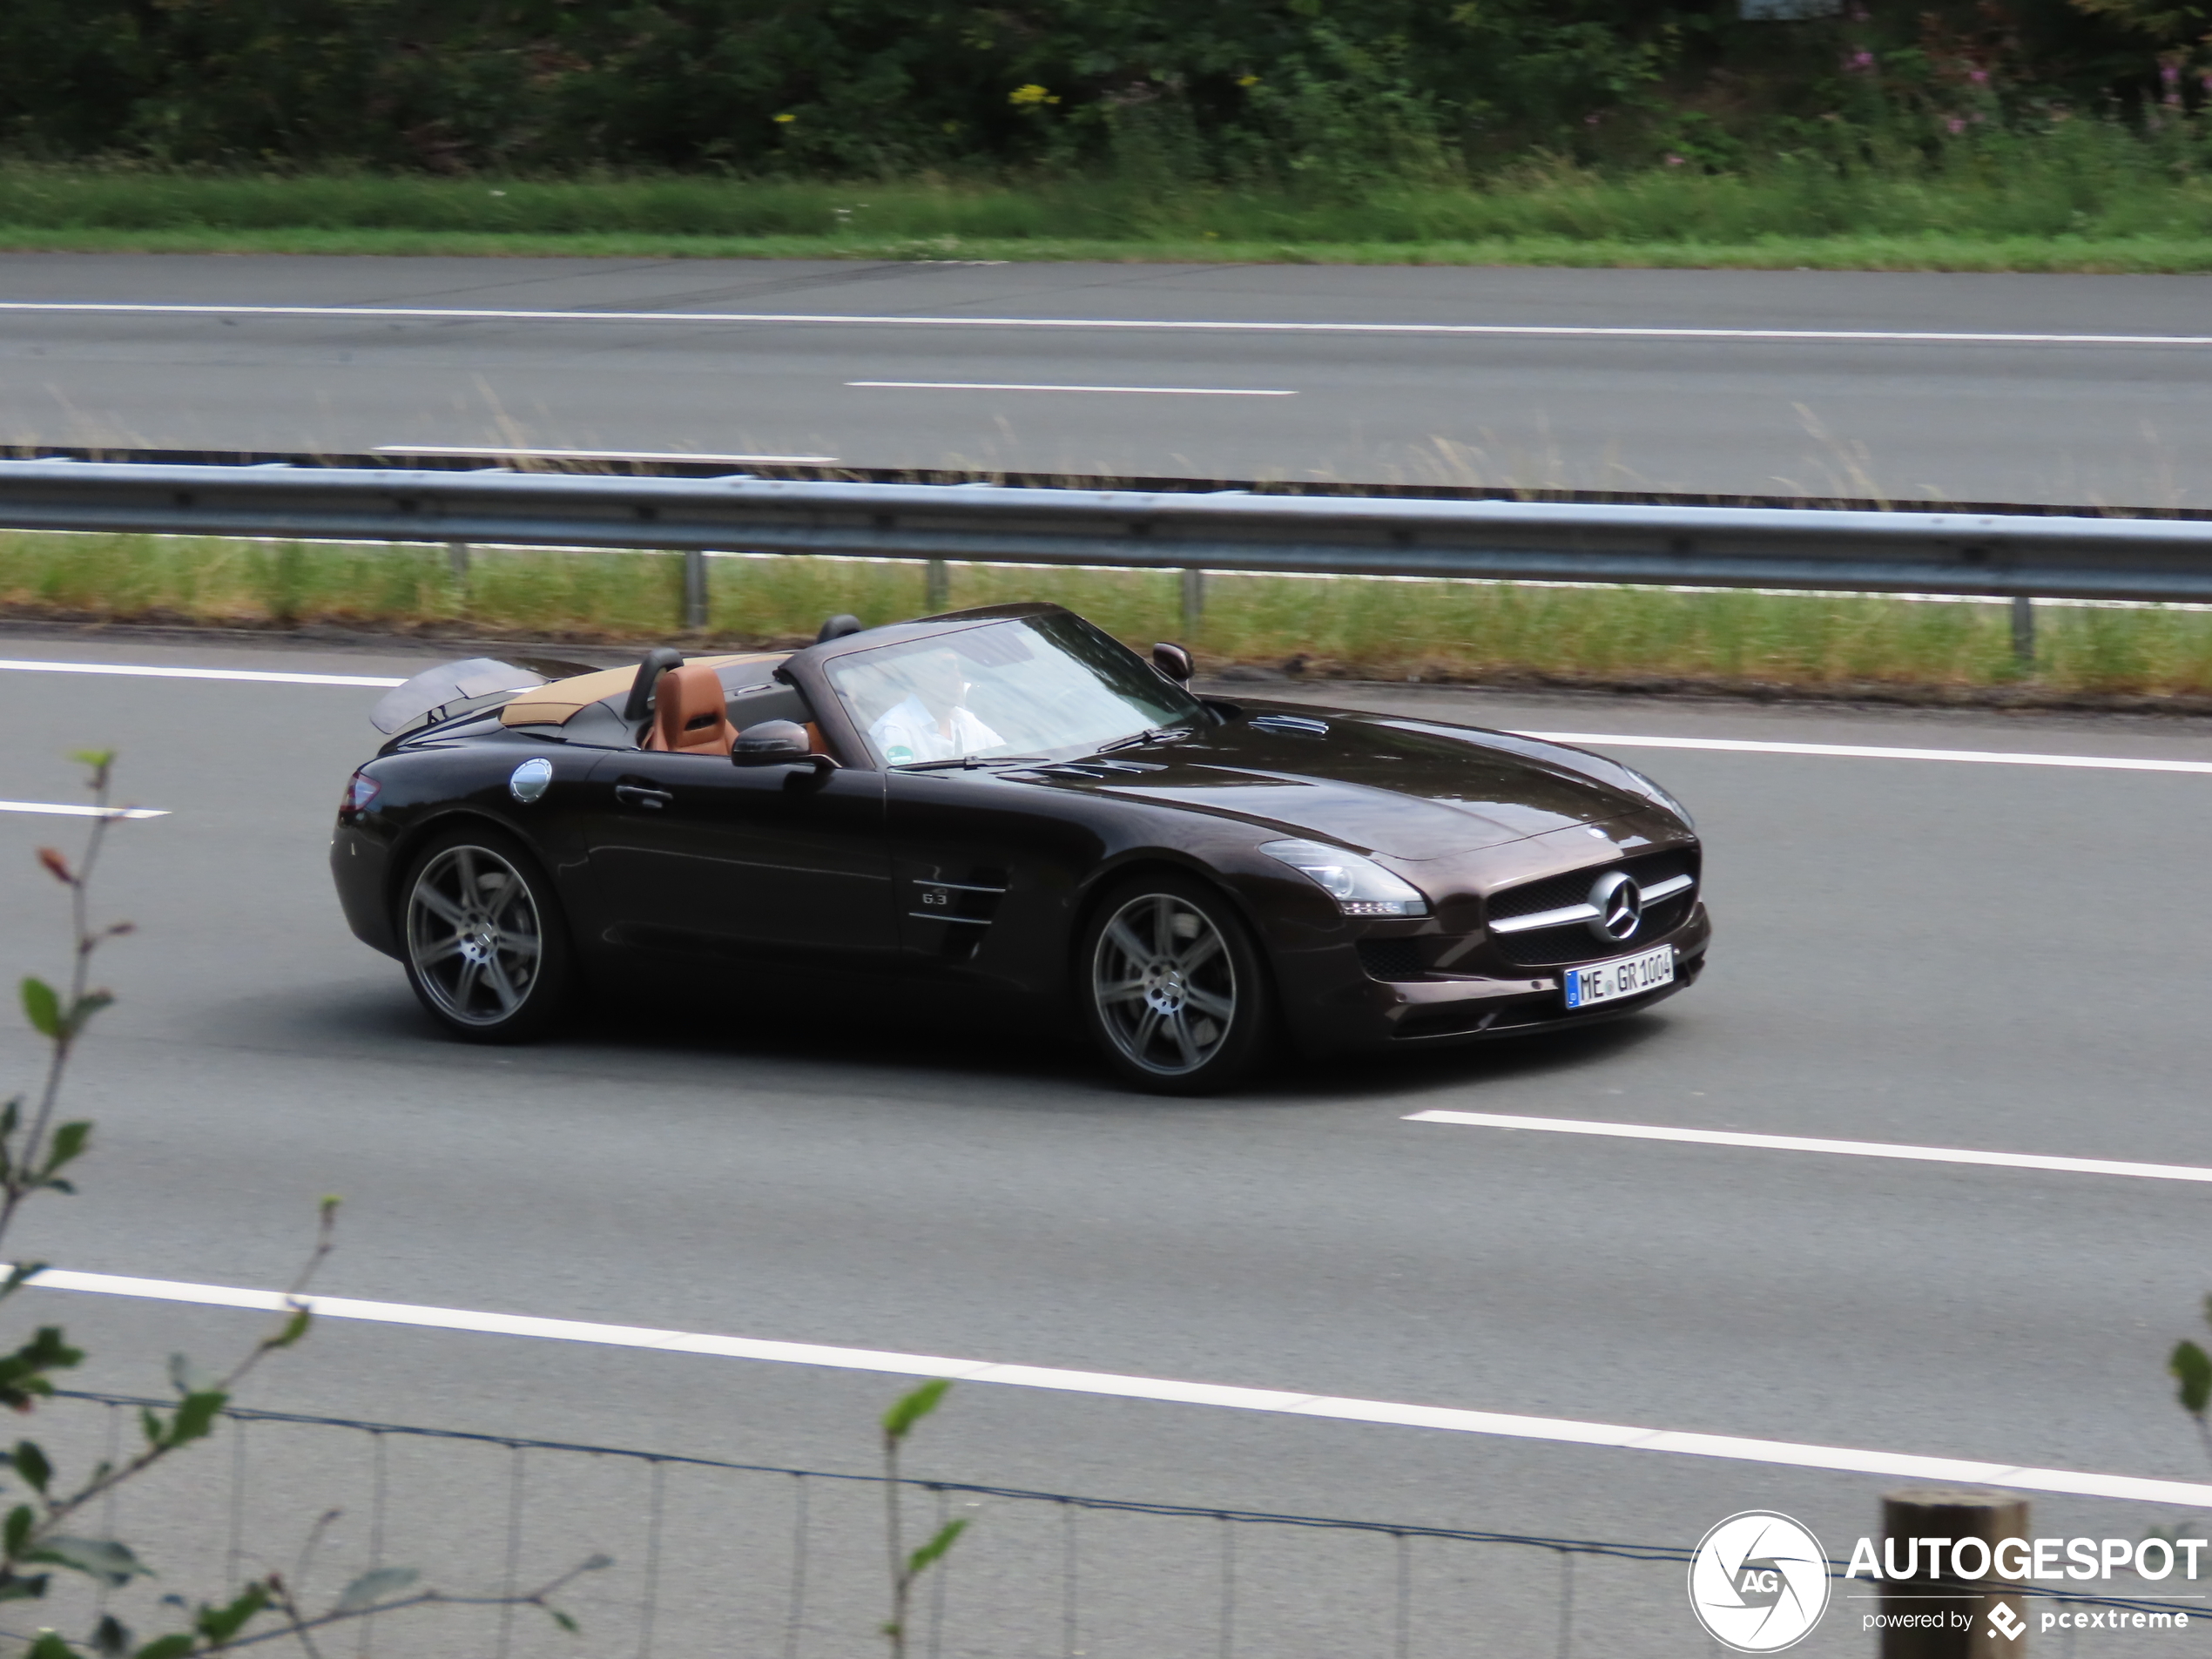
[
  {"left": 1665, "top": 153, "right": 1686, "bottom": 166},
  {"left": 1847, "top": 50, "right": 1875, "bottom": 71},
  {"left": 1947, "top": 116, "right": 1966, "bottom": 134},
  {"left": 2163, "top": 61, "right": 2182, "bottom": 85},
  {"left": 1969, "top": 68, "right": 1988, "bottom": 85}
]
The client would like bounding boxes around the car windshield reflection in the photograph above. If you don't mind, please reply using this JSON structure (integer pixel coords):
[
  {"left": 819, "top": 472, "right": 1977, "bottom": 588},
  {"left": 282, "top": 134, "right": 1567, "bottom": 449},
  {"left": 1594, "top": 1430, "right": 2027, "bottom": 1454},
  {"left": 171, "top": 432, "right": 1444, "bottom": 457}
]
[{"left": 826, "top": 615, "right": 1203, "bottom": 768}]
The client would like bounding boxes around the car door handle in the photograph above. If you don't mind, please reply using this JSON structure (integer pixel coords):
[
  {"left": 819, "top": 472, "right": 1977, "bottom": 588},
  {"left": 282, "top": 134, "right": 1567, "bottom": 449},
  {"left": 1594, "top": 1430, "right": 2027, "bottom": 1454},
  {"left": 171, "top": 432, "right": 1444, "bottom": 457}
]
[{"left": 614, "top": 783, "right": 674, "bottom": 810}]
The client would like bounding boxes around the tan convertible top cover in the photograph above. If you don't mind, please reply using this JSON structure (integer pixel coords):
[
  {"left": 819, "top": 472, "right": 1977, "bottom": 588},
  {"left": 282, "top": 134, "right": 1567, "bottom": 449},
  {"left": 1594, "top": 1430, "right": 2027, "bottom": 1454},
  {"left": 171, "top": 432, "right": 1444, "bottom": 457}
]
[{"left": 498, "top": 652, "right": 786, "bottom": 726}]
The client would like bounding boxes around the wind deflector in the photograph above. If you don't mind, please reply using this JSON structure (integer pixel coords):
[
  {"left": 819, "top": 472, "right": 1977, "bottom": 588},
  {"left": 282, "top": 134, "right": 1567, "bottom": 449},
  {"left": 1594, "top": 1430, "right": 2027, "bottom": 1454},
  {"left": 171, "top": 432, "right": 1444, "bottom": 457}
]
[{"left": 370, "top": 656, "right": 597, "bottom": 734}]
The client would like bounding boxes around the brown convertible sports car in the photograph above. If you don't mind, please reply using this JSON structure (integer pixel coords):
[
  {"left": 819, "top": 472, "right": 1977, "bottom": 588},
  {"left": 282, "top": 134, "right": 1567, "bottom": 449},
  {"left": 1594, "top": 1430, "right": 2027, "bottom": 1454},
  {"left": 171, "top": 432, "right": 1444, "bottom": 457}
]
[{"left": 332, "top": 602, "right": 1708, "bottom": 1092}]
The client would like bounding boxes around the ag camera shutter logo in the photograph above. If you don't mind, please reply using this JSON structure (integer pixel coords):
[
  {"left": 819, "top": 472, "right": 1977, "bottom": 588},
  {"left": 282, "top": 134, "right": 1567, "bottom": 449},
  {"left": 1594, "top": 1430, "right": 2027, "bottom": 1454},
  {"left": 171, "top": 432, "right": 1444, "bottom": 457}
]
[{"left": 1688, "top": 1511, "right": 1831, "bottom": 1652}]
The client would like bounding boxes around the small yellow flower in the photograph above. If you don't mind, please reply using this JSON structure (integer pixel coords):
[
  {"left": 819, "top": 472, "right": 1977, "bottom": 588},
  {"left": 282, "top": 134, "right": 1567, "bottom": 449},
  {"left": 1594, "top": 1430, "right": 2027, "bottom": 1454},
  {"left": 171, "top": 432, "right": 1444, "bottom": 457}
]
[
  {"left": 1238, "top": 74, "right": 1260, "bottom": 87},
  {"left": 772, "top": 112, "right": 796, "bottom": 124},
  {"left": 1008, "top": 83, "right": 1060, "bottom": 107}
]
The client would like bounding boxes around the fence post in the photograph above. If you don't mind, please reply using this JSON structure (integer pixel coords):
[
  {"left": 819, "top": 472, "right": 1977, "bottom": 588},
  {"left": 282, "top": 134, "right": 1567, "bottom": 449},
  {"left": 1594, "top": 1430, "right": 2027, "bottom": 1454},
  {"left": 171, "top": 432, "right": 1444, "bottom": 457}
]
[
  {"left": 447, "top": 541, "right": 471, "bottom": 587},
  {"left": 1182, "top": 567, "right": 1206, "bottom": 636},
  {"left": 925, "top": 559, "right": 950, "bottom": 613},
  {"left": 683, "top": 549, "right": 709, "bottom": 631},
  {"left": 1878, "top": 1489, "right": 2030, "bottom": 1656},
  {"left": 2011, "top": 596, "right": 2035, "bottom": 668}
]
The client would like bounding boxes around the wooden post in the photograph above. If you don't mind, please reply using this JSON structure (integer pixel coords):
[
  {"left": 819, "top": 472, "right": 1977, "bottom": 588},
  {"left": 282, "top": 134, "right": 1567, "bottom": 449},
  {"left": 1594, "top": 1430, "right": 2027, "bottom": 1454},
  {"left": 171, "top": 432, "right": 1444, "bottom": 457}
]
[{"left": 1879, "top": 1490, "right": 2030, "bottom": 1656}]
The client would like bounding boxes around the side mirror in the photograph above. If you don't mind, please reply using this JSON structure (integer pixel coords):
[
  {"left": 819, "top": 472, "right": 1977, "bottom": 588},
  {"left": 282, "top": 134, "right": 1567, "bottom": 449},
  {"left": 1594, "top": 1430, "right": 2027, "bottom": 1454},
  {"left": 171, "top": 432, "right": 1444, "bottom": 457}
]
[
  {"left": 1153, "top": 642, "right": 1194, "bottom": 684},
  {"left": 732, "top": 720, "right": 840, "bottom": 772}
]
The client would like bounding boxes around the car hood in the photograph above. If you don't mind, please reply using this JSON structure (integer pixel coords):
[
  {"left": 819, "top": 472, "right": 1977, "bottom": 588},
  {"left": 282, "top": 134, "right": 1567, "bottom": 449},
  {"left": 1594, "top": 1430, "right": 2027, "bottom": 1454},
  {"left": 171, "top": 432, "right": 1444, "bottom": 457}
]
[{"left": 1032, "top": 707, "right": 1650, "bottom": 859}]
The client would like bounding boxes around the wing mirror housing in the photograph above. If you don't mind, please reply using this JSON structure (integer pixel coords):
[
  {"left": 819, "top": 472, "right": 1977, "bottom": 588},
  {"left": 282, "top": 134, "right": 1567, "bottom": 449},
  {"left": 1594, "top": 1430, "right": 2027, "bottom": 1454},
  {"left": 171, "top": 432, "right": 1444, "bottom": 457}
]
[
  {"left": 1153, "top": 642, "right": 1195, "bottom": 683},
  {"left": 732, "top": 719, "right": 840, "bottom": 772}
]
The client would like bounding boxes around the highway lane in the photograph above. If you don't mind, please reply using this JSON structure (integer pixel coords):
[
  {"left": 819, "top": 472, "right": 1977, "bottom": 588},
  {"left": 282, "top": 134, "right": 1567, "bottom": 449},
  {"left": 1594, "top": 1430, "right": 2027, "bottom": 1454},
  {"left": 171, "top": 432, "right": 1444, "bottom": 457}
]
[
  {"left": 8, "top": 633, "right": 2212, "bottom": 1650},
  {"left": 10, "top": 253, "right": 2212, "bottom": 503}
]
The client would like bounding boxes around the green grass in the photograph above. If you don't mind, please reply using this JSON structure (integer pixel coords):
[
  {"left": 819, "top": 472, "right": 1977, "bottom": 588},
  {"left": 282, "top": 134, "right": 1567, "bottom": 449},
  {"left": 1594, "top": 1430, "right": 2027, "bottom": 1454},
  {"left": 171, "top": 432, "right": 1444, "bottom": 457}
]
[
  {"left": 18, "top": 138, "right": 2212, "bottom": 269},
  {"left": 12, "top": 531, "right": 2212, "bottom": 699}
]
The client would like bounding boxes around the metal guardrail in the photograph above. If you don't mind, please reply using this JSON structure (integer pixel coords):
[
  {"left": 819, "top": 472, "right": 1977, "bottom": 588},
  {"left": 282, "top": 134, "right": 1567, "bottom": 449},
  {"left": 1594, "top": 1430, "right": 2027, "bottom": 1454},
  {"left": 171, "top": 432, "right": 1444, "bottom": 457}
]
[{"left": 4, "top": 458, "right": 2212, "bottom": 642}]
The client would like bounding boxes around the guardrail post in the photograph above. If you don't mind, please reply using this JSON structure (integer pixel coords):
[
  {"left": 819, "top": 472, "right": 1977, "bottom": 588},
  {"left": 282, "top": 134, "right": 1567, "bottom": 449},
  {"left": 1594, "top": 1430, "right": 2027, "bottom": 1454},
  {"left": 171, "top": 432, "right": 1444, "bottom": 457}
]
[
  {"left": 1181, "top": 567, "right": 1205, "bottom": 634},
  {"left": 446, "top": 541, "right": 470, "bottom": 588},
  {"left": 682, "top": 549, "right": 709, "bottom": 631},
  {"left": 2011, "top": 597, "right": 2035, "bottom": 668},
  {"left": 1878, "top": 1489, "right": 2029, "bottom": 1656},
  {"left": 925, "top": 559, "right": 950, "bottom": 613}
]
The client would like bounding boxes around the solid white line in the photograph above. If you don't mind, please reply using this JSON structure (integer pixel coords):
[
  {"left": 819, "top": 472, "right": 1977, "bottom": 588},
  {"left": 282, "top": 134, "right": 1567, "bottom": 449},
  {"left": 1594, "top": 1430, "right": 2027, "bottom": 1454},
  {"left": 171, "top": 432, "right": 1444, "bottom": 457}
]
[
  {"left": 1516, "top": 731, "right": 2212, "bottom": 777},
  {"left": 374, "top": 445, "right": 839, "bottom": 465},
  {"left": 848, "top": 381, "right": 1297, "bottom": 396},
  {"left": 24, "top": 1264, "right": 2212, "bottom": 1507},
  {"left": 1406, "top": 1110, "right": 2212, "bottom": 1184},
  {"left": 0, "top": 659, "right": 405, "bottom": 688},
  {"left": 0, "top": 801, "right": 166, "bottom": 819},
  {"left": 1, "top": 300, "right": 2206, "bottom": 349}
]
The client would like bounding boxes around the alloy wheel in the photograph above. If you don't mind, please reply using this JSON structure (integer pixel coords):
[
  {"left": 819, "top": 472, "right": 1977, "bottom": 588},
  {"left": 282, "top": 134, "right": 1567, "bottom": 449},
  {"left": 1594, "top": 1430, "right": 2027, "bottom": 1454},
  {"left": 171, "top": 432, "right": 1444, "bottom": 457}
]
[
  {"left": 1091, "top": 892, "right": 1238, "bottom": 1076},
  {"left": 404, "top": 843, "right": 544, "bottom": 1027}
]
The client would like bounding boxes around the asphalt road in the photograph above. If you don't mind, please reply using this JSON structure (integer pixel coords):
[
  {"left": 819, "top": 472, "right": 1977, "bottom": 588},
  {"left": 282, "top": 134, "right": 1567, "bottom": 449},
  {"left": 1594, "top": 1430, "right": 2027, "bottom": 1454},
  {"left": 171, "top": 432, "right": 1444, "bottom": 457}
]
[
  {"left": 7, "top": 629, "right": 2212, "bottom": 1653},
  {"left": 10, "top": 253, "right": 2212, "bottom": 503}
]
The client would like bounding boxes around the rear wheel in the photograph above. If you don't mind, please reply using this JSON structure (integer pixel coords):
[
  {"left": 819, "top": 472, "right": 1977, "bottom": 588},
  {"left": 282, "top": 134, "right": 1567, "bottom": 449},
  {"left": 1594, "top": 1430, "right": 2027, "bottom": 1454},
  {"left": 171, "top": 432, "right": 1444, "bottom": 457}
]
[
  {"left": 1081, "top": 873, "right": 1271, "bottom": 1095},
  {"left": 400, "top": 826, "right": 573, "bottom": 1042}
]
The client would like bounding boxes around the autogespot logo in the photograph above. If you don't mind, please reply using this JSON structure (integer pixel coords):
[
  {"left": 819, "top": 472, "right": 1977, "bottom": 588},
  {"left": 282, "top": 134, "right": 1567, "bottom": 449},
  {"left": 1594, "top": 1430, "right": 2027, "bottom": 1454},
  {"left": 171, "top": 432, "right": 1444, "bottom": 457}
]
[{"left": 1688, "top": 1511, "right": 1831, "bottom": 1653}]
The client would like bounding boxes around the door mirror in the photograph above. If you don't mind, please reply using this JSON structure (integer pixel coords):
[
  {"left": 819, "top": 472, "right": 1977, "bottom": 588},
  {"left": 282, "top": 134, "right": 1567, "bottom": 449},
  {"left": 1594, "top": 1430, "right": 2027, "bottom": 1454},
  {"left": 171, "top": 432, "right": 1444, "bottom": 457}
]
[
  {"left": 732, "top": 719, "right": 810, "bottom": 764},
  {"left": 1153, "top": 642, "right": 1195, "bottom": 683}
]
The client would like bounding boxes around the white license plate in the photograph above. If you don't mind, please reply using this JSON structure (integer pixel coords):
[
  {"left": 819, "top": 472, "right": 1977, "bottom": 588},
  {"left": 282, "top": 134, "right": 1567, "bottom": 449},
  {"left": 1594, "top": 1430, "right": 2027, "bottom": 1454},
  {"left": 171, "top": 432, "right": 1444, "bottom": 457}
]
[{"left": 1564, "top": 945, "right": 1675, "bottom": 1010}]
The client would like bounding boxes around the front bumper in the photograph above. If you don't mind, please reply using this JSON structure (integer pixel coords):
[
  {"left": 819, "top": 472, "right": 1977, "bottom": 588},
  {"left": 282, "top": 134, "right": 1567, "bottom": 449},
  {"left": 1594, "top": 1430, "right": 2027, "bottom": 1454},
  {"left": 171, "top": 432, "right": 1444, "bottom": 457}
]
[{"left": 1278, "top": 903, "right": 1710, "bottom": 1056}]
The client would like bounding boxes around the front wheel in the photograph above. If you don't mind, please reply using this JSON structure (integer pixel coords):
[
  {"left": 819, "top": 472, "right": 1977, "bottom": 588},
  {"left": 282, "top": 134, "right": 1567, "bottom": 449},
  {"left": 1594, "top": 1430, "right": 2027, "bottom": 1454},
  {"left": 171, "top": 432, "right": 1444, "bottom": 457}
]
[
  {"left": 399, "top": 826, "right": 574, "bottom": 1043},
  {"left": 1080, "top": 873, "right": 1271, "bottom": 1095}
]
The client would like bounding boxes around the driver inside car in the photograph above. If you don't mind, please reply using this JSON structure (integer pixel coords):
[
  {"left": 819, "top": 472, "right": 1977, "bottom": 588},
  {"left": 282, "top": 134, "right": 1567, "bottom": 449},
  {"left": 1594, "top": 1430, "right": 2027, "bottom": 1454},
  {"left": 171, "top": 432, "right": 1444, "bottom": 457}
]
[{"left": 866, "top": 645, "right": 1005, "bottom": 764}]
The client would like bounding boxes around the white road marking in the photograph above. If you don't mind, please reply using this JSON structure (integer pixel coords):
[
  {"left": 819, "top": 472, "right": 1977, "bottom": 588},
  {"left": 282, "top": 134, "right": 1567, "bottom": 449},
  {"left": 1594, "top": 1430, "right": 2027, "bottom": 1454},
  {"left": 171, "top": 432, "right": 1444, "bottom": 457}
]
[
  {"left": 3, "top": 299, "right": 2209, "bottom": 349},
  {"left": 0, "top": 801, "right": 165, "bottom": 819},
  {"left": 23, "top": 1264, "right": 2212, "bottom": 1507},
  {"left": 848, "top": 381, "right": 1297, "bottom": 396},
  {"left": 6, "top": 660, "right": 2210, "bottom": 779},
  {"left": 1516, "top": 731, "right": 2212, "bottom": 777},
  {"left": 1406, "top": 1110, "right": 2212, "bottom": 1184},
  {"left": 374, "top": 444, "right": 838, "bottom": 465},
  {"left": 0, "top": 658, "right": 405, "bottom": 688}
]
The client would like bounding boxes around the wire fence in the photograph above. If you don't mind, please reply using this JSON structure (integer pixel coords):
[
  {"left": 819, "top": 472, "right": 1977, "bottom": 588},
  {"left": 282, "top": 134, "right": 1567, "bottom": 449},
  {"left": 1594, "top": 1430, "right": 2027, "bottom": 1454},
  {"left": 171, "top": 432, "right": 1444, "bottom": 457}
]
[{"left": 18, "top": 1390, "right": 2212, "bottom": 1658}]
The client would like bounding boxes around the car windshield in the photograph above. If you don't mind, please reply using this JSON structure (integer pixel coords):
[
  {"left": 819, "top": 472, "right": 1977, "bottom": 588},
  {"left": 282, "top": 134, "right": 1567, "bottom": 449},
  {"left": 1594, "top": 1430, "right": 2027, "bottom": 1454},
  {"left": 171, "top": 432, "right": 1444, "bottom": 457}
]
[{"left": 826, "top": 614, "right": 1204, "bottom": 767}]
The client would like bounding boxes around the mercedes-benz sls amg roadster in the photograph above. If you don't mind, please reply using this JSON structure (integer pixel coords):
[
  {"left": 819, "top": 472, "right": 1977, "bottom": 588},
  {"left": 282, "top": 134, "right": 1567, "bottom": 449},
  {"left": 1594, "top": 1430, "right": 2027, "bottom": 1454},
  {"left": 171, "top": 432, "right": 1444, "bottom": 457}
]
[{"left": 331, "top": 603, "right": 1708, "bottom": 1092}]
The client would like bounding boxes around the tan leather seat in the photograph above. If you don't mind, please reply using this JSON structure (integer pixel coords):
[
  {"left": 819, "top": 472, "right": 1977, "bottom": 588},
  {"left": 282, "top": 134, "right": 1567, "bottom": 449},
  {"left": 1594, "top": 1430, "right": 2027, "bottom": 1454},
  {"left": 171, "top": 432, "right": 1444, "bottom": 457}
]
[{"left": 645, "top": 664, "right": 738, "bottom": 754}]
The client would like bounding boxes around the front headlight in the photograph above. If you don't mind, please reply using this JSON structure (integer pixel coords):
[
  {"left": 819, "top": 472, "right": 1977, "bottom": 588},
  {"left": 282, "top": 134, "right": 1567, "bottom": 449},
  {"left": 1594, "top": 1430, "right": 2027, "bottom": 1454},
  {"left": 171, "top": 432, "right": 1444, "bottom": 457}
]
[
  {"left": 1260, "top": 839, "right": 1430, "bottom": 917},
  {"left": 1620, "top": 765, "right": 1695, "bottom": 832}
]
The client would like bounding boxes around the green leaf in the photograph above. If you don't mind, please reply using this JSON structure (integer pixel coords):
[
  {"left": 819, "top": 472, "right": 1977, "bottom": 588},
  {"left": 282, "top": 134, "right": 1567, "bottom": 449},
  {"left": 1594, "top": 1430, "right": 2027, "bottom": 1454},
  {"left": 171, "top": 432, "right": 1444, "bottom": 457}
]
[
  {"left": 18, "top": 981, "right": 59, "bottom": 1041},
  {"left": 165, "top": 1390, "right": 227, "bottom": 1450},
  {"left": 64, "top": 991, "right": 113, "bottom": 1038},
  {"left": 26, "top": 1631, "right": 74, "bottom": 1658},
  {"left": 194, "top": 1582, "right": 268, "bottom": 1644},
  {"left": 69, "top": 749, "right": 116, "bottom": 773},
  {"left": 881, "top": 1378, "right": 952, "bottom": 1442},
  {"left": 138, "top": 1408, "right": 162, "bottom": 1449},
  {"left": 39, "top": 1123, "right": 89, "bottom": 1181},
  {"left": 2173, "top": 1339, "right": 2211, "bottom": 1417},
  {"left": 92, "top": 1613, "right": 132, "bottom": 1656},
  {"left": 10, "top": 1440, "right": 51, "bottom": 1494},
  {"left": 905, "top": 1517, "right": 968, "bottom": 1577},
  {"left": 27, "top": 1535, "right": 150, "bottom": 1588},
  {"left": 334, "top": 1566, "right": 416, "bottom": 1612},
  {"left": 5, "top": 1501, "right": 36, "bottom": 1555},
  {"left": 134, "top": 1635, "right": 195, "bottom": 1659},
  {"left": 0, "top": 1325, "right": 83, "bottom": 1410},
  {"left": 0, "top": 1569, "right": 50, "bottom": 1601},
  {"left": 548, "top": 1608, "right": 579, "bottom": 1634},
  {"left": 262, "top": 1308, "right": 312, "bottom": 1352}
]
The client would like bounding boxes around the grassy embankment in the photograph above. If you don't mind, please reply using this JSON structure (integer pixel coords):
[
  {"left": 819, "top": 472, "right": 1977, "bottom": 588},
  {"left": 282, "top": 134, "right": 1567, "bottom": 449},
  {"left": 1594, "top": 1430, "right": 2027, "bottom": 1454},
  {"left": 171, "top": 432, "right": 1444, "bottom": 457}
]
[
  {"left": 10, "top": 531, "right": 2212, "bottom": 701},
  {"left": 13, "top": 141, "right": 2212, "bottom": 269}
]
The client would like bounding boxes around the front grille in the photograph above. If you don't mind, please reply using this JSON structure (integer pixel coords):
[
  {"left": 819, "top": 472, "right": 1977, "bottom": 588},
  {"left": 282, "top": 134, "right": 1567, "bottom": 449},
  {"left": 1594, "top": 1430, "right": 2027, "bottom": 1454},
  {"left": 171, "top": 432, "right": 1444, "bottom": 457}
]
[
  {"left": 1357, "top": 938, "right": 1428, "bottom": 981},
  {"left": 1488, "top": 848, "right": 1698, "bottom": 968}
]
